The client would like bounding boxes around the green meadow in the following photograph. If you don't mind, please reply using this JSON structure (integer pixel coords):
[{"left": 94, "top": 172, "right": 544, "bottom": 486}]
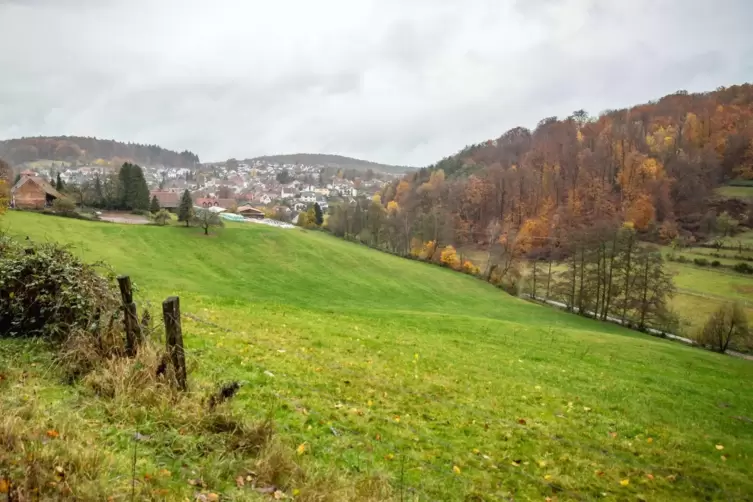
[{"left": 2, "top": 211, "right": 753, "bottom": 501}]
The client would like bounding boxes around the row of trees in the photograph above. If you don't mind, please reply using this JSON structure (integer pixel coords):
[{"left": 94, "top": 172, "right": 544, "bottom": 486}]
[
  {"left": 67, "top": 163, "right": 149, "bottom": 211},
  {"left": 530, "top": 224, "right": 676, "bottom": 332}
]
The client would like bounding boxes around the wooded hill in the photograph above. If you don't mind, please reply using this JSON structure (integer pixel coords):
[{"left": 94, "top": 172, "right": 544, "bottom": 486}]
[
  {"left": 249, "top": 153, "right": 412, "bottom": 174},
  {"left": 378, "top": 83, "right": 753, "bottom": 246},
  {"left": 0, "top": 136, "right": 199, "bottom": 168}
]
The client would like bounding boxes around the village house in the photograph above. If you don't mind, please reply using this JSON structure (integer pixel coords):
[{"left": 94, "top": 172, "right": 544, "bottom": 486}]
[
  {"left": 195, "top": 197, "right": 236, "bottom": 209},
  {"left": 11, "top": 171, "right": 67, "bottom": 209},
  {"left": 300, "top": 191, "right": 317, "bottom": 203},
  {"left": 149, "top": 190, "right": 180, "bottom": 211}
]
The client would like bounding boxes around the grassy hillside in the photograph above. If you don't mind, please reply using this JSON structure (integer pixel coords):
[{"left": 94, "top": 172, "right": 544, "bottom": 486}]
[
  {"left": 249, "top": 153, "right": 412, "bottom": 174},
  {"left": 2, "top": 211, "right": 753, "bottom": 500}
]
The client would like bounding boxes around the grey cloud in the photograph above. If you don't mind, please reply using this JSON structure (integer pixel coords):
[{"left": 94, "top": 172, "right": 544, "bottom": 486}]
[{"left": 0, "top": 0, "right": 751, "bottom": 166}]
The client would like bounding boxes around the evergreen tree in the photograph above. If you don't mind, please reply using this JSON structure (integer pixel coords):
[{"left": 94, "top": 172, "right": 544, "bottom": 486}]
[
  {"left": 55, "top": 173, "right": 64, "bottom": 191},
  {"left": 117, "top": 162, "right": 150, "bottom": 211},
  {"left": 313, "top": 202, "right": 324, "bottom": 226},
  {"left": 178, "top": 189, "right": 194, "bottom": 227},
  {"left": 93, "top": 175, "right": 104, "bottom": 207},
  {"left": 150, "top": 195, "right": 160, "bottom": 213}
]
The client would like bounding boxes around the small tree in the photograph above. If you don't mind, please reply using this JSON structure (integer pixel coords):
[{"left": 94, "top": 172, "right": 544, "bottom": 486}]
[
  {"left": 297, "top": 210, "right": 310, "bottom": 227},
  {"left": 313, "top": 202, "right": 324, "bottom": 226},
  {"left": 193, "top": 208, "right": 224, "bottom": 235},
  {"left": 150, "top": 195, "right": 160, "bottom": 213},
  {"left": 697, "top": 302, "right": 749, "bottom": 352},
  {"left": 152, "top": 208, "right": 171, "bottom": 226},
  {"left": 52, "top": 197, "right": 76, "bottom": 215},
  {"left": 56, "top": 173, "right": 65, "bottom": 191},
  {"left": 178, "top": 189, "right": 194, "bottom": 227},
  {"left": 440, "top": 245, "right": 461, "bottom": 270},
  {"left": 306, "top": 206, "right": 317, "bottom": 227}
]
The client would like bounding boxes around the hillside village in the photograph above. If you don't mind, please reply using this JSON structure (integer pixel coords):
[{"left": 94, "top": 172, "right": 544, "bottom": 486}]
[{"left": 14, "top": 158, "right": 400, "bottom": 220}]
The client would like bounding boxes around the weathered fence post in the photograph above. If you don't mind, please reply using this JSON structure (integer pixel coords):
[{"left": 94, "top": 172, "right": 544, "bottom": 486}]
[
  {"left": 117, "top": 275, "right": 142, "bottom": 356},
  {"left": 162, "top": 296, "right": 187, "bottom": 391}
]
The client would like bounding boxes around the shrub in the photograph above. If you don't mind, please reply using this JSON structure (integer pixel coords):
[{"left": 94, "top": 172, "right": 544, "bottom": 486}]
[
  {"left": 666, "top": 252, "right": 676, "bottom": 262},
  {"left": 711, "top": 260, "right": 721, "bottom": 267},
  {"left": 419, "top": 240, "right": 437, "bottom": 261},
  {"left": 462, "top": 260, "right": 480, "bottom": 275},
  {"left": 733, "top": 262, "right": 753, "bottom": 274},
  {"left": 152, "top": 208, "right": 171, "bottom": 226},
  {"left": 0, "top": 237, "right": 119, "bottom": 340},
  {"left": 440, "top": 245, "right": 461, "bottom": 270},
  {"left": 693, "top": 257, "right": 709, "bottom": 267},
  {"left": 676, "top": 255, "right": 688, "bottom": 264},
  {"left": 52, "top": 197, "right": 76, "bottom": 215}
]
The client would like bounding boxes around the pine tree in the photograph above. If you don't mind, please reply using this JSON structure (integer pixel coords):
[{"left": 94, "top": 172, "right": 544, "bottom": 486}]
[
  {"left": 178, "top": 189, "right": 194, "bottom": 227},
  {"left": 313, "top": 203, "right": 324, "bottom": 226},
  {"left": 55, "top": 173, "right": 64, "bottom": 191},
  {"left": 150, "top": 195, "right": 160, "bottom": 213},
  {"left": 93, "top": 175, "right": 104, "bottom": 207}
]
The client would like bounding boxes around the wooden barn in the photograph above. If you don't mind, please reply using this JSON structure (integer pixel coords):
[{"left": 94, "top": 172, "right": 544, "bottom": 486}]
[
  {"left": 236, "top": 205, "right": 265, "bottom": 219},
  {"left": 11, "top": 172, "right": 67, "bottom": 209}
]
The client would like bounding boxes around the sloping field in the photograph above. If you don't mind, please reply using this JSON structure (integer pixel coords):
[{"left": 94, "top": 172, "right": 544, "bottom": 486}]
[{"left": 2, "top": 211, "right": 753, "bottom": 501}]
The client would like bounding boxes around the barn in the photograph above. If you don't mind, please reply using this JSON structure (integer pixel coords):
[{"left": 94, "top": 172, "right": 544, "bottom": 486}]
[{"left": 11, "top": 172, "right": 67, "bottom": 209}]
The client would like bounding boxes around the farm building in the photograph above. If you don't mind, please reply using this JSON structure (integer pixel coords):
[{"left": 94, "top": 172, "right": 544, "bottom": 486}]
[
  {"left": 11, "top": 172, "right": 67, "bottom": 209},
  {"left": 236, "top": 205, "right": 265, "bottom": 219},
  {"left": 149, "top": 191, "right": 180, "bottom": 211}
]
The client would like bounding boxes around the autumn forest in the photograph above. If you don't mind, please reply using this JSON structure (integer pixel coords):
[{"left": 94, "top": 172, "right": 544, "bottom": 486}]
[{"left": 325, "top": 84, "right": 753, "bottom": 337}]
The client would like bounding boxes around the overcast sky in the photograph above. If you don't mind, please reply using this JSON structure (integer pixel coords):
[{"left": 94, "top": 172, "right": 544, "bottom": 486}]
[{"left": 1, "top": 0, "right": 751, "bottom": 166}]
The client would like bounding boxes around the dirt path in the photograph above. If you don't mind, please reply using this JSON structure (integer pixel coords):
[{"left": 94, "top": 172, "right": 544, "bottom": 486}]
[{"left": 99, "top": 212, "right": 150, "bottom": 224}]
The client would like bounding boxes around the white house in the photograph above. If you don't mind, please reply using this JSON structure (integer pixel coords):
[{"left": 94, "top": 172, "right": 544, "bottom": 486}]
[
  {"left": 300, "top": 191, "right": 317, "bottom": 203},
  {"left": 292, "top": 202, "right": 307, "bottom": 212},
  {"left": 259, "top": 194, "right": 273, "bottom": 204}
]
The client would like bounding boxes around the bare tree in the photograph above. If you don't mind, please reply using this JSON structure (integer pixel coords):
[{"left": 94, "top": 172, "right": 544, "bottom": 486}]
[
  {"left": 697, "top": 302, "right": 749, "bottom": 353},
  {"left": 193, "top": 208, "right": 224, "bottom": 235}
]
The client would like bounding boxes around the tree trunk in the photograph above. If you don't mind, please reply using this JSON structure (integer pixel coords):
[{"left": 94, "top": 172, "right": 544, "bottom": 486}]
[
  {"left": 621, "top": 235, "right": 634, "bottom": 323},
  {"left": 546, "top": 257, "right": 553, "bottom": 300}
]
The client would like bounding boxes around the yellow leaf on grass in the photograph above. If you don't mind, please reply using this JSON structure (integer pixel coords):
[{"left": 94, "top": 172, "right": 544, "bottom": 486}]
[
  {"left": 296, "top": 443, "right": 306, "bottom": 456},
  {"left": 452, "top": 465, "right": 461, "bottom": 474},
  {"left": 273, "top": 490, "right": 284, "bottom": 500},
  {"left": 46, "top": 429, "right": 60, "bottom": 439},
  {"left": 393, "top": 416, "right": 400, "bottom": 423},
  {"left": 647, "top": 437, "right": 653, "bottom": 443},
  {"left": 0, "top": 478, "right": 8, "bottom": 493},
  {"left": 620, "top": 479, "right": 630, "bottom": 486},
  {"left": 538, "top": 460, "right": 546, "bottom": 467},
  {"left": 207, "top": 494, "right": 220, "bottom": 502},
  {"left": 472, "top": 448, "right": 480, "bottom": 455},
  {"left": 715, "top": 444, "right": 724, "bottom": 450},
  {"left": 544, "top": 474, "right": 552, "bottom": 481}
]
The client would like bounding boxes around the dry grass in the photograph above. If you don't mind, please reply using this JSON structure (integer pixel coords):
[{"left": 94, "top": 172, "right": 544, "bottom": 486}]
[{"left": 1, "top": 322, "right": 395, "bottom": 501}]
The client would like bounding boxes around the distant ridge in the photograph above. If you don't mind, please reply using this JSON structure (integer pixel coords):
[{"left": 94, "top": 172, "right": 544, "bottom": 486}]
[{"left": 248, "top": 153, "right": 412, "bottom": 174}]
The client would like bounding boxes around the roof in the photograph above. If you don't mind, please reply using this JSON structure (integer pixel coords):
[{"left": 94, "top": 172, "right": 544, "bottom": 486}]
[
  {"left": 195, "top": 197, "right": 236, "bottom": 209},
  {"left": 150, "top": 190, "right": 180, "bottom": 208},
  {"left": 301, "top": 191, "right": 316, "bottom": 197},
  {"left": 237, "top": 205, "right": 264, "bottom": 215},
  {"left": 12, "top": 175, "right": 66, "bottom": 200}
]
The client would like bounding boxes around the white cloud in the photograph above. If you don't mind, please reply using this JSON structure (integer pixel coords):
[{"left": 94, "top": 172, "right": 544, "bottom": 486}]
[{"left": 0, "top": 0, "right": 751, "bottom": 165}]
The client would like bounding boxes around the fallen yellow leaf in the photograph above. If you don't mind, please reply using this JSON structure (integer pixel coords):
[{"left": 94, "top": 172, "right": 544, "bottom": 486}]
[
  {"left": 544, "top": 474, "right": 552, "bottom": 481},
  {"left": 292, "top": 488, "right": 300, "bottom": 496},
  {"left": 207, "top": 494, "right": 220, "bottom": 502},
  {"left": 452, "top": 465, "right": 461, "bottom": 474},
  {"left": 0, "top": 478, "right": 8, "bottom": 493},
  {"left": 46, "top": 429, "right": 60, "bottom": 439},
  {"left": 296, "top": 443, "right": 306, "bottom": 456},
  {"left": 620, "top": 479, "right": 630, "bottom": 486},
  {"left": 472, "top": 448, "right": 480, "bottom": 455},
  {"left": 715, "top": 444, "right": 724, "bottom": 450},
  {"left": 647, "top": 437, "right": 653, "bottom": 443},
  {"left": 273, "top": 490, "right": 284, "bottom": 500},
  {"left": 393, "top": 416, "right": 400, "bottom": 423}
]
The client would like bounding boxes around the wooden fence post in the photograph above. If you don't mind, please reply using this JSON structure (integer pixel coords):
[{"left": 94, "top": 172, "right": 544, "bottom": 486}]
[
  {"left": 117, "top": 275, "right": 142, "bottom": 356},
  {"left": 162, "top": 296, "right": 187, "bottom": 391}
]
